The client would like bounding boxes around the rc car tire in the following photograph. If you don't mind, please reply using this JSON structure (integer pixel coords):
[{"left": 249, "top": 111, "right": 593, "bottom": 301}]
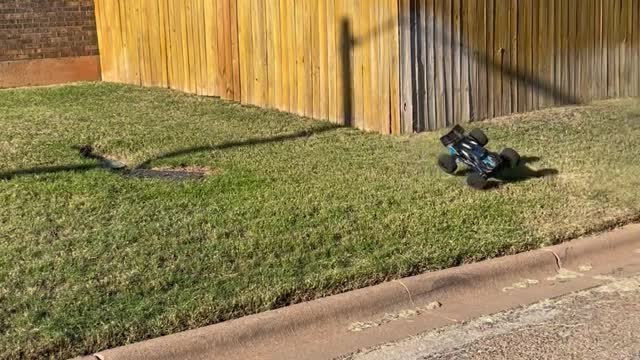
[
  {"left": 437, "top": 154, "right": 458, "bottom": 174},
  {"left": 469, "top": 128, "right": 488, "bottom": 146},
  {"left": 500, "top": 148, "right": 521, "bottom": 168},
  {"left": 467, "top": 173, "right": 488, "bottom": 190}
]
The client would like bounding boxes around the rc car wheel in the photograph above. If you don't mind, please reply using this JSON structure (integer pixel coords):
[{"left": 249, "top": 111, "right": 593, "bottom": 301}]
[
  {"left": 500, "top": 148, "right": 521, "bottom": 168},
  {"left": 467, "top": 172, "right": 488, "bottom": 190},
  {"left": 437, "top": 154, "right": 458, "bottom": 174},
  {"left": 469, "top": 128, "right": 488, "bottom": 146}
]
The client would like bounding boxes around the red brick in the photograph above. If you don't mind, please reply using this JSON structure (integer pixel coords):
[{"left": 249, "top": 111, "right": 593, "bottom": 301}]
[{"left": 0, "top": 0, "right": 97, "bottom": 62}]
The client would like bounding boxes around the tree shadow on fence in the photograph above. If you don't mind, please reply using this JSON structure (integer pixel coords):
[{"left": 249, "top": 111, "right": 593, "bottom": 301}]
[
  {"left": 339, "top": 4, "right": 581, "bottom": 132},
  {"left": 340, "top": 19, "right": 354, "bottom": 127}
]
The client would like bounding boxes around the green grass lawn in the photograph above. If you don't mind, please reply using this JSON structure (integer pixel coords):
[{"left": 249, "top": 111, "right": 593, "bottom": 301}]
[{"left": 1, "top": 83, "right": 639, "bottom": 359}]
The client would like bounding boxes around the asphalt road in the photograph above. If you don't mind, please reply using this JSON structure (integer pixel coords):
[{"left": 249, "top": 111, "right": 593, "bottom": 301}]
[{"left": 348, "top": 274, "right": 640, "bottom": 360}]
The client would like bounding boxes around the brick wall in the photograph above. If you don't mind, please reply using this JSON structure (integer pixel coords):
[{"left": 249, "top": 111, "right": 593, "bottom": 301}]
[{"left": 0, "top": 0, "right": 98, "bottom": 62}]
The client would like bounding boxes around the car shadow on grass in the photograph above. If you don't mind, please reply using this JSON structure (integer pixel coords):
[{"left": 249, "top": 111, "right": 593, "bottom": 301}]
[{"left": 453, "top": 156, "right": 559, "bottom": 189}]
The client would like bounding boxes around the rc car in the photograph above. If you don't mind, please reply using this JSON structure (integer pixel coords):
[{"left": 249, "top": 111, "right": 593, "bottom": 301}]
[{"left": 437, "top": 125, "right": 520, "bottom": 189}]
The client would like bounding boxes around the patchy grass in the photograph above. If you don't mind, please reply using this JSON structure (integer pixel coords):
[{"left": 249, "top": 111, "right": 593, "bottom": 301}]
[{"left": 0, "top": 83, "right": 639, "bottom": 359}]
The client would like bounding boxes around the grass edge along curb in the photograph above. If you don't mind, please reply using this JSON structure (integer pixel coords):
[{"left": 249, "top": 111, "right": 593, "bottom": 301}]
[{"left": 81, "top": 224, "right": 640, "bottom": 360}]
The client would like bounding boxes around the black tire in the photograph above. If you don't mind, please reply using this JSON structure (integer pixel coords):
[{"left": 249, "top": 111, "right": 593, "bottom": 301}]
[
  {"left": 469, "top": 128, "right": 488, "bottom": 146},
  {"left": 467, "top": 172, "right": 488, "bottom": 190},
  {"left": 500, "top": 148, "right": 521, "bottom": 168},
  {"left": 437, "top": 154, "right": 458, "bottom": 174}
]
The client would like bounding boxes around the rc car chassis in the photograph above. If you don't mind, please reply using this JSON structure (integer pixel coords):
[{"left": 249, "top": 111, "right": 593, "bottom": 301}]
[{"left": 437, "top": 125, "right": 521, "bottom": 189}]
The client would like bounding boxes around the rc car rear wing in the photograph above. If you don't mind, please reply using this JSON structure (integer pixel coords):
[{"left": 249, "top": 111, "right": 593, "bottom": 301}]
[{"left": 439, "top": 125, "right": 466, "bottom": 147}]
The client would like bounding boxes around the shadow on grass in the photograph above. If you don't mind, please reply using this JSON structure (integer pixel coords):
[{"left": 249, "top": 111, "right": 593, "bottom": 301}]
[
  {"left": 494, "top": 156, "right": 558, "bottom": 182},
  {"left": 0, "top": 164, "right": 100, "bottom": 180},
  {"left": 452, "top": 155, "right": 558, "bottom": 189},
  {"left": 135, "top": 123, "right": 341, "bottom": 169},
  {"left": 486, "top": 167, "right": 559, "bottom": 189},
  {"left": 0, "top": 123, "right": 342, "bottom": 180}
]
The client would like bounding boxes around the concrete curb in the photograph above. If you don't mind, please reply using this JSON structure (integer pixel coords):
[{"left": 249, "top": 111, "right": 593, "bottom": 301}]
[{"left": 82, "top": 224, "right": 640, "bottom": 360}]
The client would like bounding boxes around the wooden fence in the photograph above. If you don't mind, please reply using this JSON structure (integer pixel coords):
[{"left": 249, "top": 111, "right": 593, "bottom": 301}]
[
  {"left": 94, "top": 0, "right": 401, "bottom": 134},
  {"left": 400, "top": 0, "right": 640, "bottom": 131},
  {"left": 94, "top": 0, "right": 640, "bottom": 134},
  {"left": 94, "top": 0, "right": 241, "bottom": 98}
]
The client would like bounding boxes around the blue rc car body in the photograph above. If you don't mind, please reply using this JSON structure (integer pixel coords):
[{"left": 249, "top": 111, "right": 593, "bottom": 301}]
[{"left": 438, "top": 125, "right": 520, "bottom": 189}]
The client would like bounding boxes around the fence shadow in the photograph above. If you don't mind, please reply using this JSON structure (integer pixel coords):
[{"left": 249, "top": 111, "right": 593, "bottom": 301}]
[
  {"left": 136, "top": 123, "right": 341, "bottom": 169},
  {"left": 0, "top": 124, "right": 342, "bottom": 180},
  {"left": 0, "top": 164, "right": 100, "bottom": 180}
]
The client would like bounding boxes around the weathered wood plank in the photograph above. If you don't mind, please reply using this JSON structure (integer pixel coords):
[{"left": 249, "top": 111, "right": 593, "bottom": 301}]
[
  {"left": 184, "top": 0, "right": 196, "bottom": 93},
  {"left": 613, "top": 0, "right": 621, "bottom": 97},
  {"left": 426, "top": 0, "right": 437, "bottom": 129},
  {"left": 466, "top": 0, "right": 477, "bottom": 120},
  {"left": 494, "top": 0, "right": 510, "bottom": 116},
  {"left": 415, "top": 0, "right": 426, "bottom": 131},
  {"left": 195, "top": 0, "right": 206, "bottom": 94},
  {"left": 286, "top": 0, "right": 298, "bottom": 113},
  {"left": 349, "top": 0, "right": 361, "bottom": 128},
  {"left": 452, "top": 0, "right": 462, "bottom": 123},
  {"left": 516, "top": 0, "right": 527, "bottom": 112},
  {"left": 326, "top": 0, "right": 337, "bottom": 122},
  {"left": 362, "top": 0, "right": 373, "bottom": 131},
  {"left": 586, "top": 0, "right": 597, "bottom": 101},
  {"left": 158, "top": 0, "right": 170, "bottom": 88},
  {"left": 310, "top": 0, "right": 322, "bottom": 119},
  {"left": 622, "top": 0, "right": 632, "bottom": 96},
  {"left": 537, "top": 0, "right": 547, "bottom": 108},
  {"left": 443, "top": 0, "right": 453, "bottom": 126},
  {"left": 399, "top": 0, "right": 413, "bottom": 132},
  {"left": 485, "top": 0, "right": 495, "bottom": 118},
  {"left": 176, "top": 0, "right": 189, "bottom": 91},
  {"left": 597, "top": 0, "right": 605, "bottom": 99},
  {"left": 509, "top": 0, "right": 518, "bottom": 111},
  {"left": 631, "top": 0, "right": 636, "bottom": 95},
  {"left": 266, "top": 0, "right": 279, "bottom": 107},
  {"left": 229, "top": 0, "right": 241, "bottom": 101},
  {"left": 552, "top": 0, "right": 561, "bottom": 105},
  {"left": 294, "top": 0, "right": 306, "bottom": 115},
  {"left": 203, "top": 0, "right": 218, "bottom": 96},
  {"left": 318, "top": 0, "right": 329, "bottom": 121},
  {"left": 389, "top": 0, "right": 401, "bottom": 134},
  {"left": 526, "top": 0, "right": 535, "bottom": 110},
  {"left": 253, "top": 0, "right": 268, "bottom": 106},
  {"left": 379, "top": 0, "right": 391, "bottom": 134},
  {"left": 475, "top": 0, "right": 488, "bottom": 121},
  {"left": 435, "top": 0, "right": 447, "bottom": 127},
  {"left": 237, "top": 0, "right": 251, "bottom": 103},
  {"left": 530, "top": 0, "right": 538, "bottom": 109}
]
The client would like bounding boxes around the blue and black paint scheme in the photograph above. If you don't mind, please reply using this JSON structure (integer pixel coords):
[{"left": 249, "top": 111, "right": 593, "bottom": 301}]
[
  {"left": 440, "top": 125, "right": 504, "bottom": 178},
  {"left": 439, "top": 125, "right": 521, "bottom": 189}
]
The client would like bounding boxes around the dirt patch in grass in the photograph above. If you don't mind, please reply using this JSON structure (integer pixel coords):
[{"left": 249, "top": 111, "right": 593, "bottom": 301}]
[
  {"left": 126, "top": 166, "right": 222, "bottom": 181},
  {"left": 151, "top": 165, "right": 222, "bottom": 176}
]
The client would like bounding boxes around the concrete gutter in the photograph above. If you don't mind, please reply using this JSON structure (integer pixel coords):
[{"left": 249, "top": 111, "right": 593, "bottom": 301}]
[{"left": 79, "top": 224, "right": 640, "bottom": 360}]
